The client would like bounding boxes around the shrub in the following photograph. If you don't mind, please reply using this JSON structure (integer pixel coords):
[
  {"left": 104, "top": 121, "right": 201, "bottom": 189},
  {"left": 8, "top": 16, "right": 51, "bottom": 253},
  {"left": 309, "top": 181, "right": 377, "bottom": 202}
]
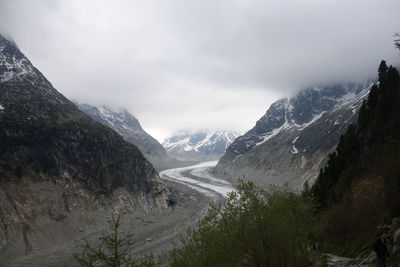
[{"left": 170, "top": 182, "right": 317, "bottom": 267}]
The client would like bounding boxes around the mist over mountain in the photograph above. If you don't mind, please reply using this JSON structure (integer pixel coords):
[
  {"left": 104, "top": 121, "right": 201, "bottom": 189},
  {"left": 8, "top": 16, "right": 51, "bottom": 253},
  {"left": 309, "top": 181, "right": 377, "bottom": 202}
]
[
  {"left": 215, "top": 80, "right": 374, "bottom": 189},
  {"left": 0, "top": 0, "right": 399, "bottom": 265},
  {"left": 0, "top": 34, "right": 167, "bottom": 263},
  {"left": 1, "top": 0, "right": 399, "bottom": 138},
  {"left": 308, "top": 61, "right": 400, "bottom": 258},
  {"left": 75, "top": 103, "right": 187, "bottom": 170}
]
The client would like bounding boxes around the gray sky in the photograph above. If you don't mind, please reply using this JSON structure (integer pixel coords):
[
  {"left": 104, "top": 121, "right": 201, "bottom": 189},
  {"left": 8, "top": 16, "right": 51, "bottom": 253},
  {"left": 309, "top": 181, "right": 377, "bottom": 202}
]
[{"left": 1, "top": 0, "right": 399, "bottom": 141}]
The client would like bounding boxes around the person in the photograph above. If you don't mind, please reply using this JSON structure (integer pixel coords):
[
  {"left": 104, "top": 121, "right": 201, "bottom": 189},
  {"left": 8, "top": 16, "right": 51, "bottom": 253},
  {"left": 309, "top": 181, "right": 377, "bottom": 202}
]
[{"left": 373, "top": 237, "right": 390, "bottom": 267}]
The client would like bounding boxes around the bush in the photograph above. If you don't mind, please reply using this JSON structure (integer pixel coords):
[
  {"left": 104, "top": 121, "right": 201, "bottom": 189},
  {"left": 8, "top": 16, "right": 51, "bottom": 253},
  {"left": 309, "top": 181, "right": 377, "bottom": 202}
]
[{"left": 169, "top": 182, "right": 317, "bottom": 267}]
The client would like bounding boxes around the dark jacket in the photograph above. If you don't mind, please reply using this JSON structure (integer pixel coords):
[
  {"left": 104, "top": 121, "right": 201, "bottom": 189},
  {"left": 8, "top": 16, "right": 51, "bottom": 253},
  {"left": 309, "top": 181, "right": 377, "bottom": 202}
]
[{"left": 373, "top": 238, "right": 390, "bottom": 259}]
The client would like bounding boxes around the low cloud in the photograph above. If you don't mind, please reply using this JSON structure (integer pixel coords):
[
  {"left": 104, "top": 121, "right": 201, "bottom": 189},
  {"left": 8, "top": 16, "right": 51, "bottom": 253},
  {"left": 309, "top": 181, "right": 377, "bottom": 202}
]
[{"left": 1, "top": 0, "right": 399, "bottom": 141}]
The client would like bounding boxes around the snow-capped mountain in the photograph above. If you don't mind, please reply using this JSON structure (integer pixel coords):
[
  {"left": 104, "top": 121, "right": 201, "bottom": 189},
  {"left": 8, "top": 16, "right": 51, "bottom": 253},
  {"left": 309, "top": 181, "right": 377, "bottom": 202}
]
[
  {"left": 0, "top": 34, "right": 167, "bottom": 263},
  {"left": 76, "top": 103, "right": 189, "bottom": 170},
  {"left": 76, "top": 104, "right": 163, "bottom": 158},
  {"left": 163, "top": 131, "right": 239, "bottom": 161},
  {"left": 0, "top": 38, "right": 39, "bottom": 83},
  {"left": 215, "top": 81, "right": 374, "bottom": 189}
]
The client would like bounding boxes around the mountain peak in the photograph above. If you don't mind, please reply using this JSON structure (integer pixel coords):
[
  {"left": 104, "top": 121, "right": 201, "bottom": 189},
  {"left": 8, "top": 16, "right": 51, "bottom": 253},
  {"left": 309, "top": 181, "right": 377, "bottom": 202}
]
[
  {"left": 76, "top": 103, "right": 143, "bottom": 130},
  {"left": 75, "top": 102, "right": 183, "bottom": 171},
  {"left": 216, "top": 80, "right": 374, "bottom": 189},
  {"left": 0, "top": 34, "right": 18, "bottom": 48},
  {"left": 0, "top": 33, "right": 43, "bottom": 85},
  {"left": 163, "top": 131, "right": 239, "bottom": 161}
]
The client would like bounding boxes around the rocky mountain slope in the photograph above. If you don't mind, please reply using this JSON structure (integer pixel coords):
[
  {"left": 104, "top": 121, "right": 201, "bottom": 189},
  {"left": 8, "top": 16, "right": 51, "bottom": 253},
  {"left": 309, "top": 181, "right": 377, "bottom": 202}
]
[
  {"left": 0, "top": 34, "right": 167, "bottom": 262},
  {"left": 163, "top": 131, "right": 239, "bottom": 161},
  {"left": 215, "top": 82, "right": 374, "bottom": 189},
  {"left": 75, "top": 103, "right": 182, "bottom": 170}
]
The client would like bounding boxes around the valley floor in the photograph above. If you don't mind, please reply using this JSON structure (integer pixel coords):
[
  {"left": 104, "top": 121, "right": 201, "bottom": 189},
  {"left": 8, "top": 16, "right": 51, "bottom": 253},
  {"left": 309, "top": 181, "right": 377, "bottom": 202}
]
[{"left": 4, "top": 162, "right": 232, "bottom": 266}]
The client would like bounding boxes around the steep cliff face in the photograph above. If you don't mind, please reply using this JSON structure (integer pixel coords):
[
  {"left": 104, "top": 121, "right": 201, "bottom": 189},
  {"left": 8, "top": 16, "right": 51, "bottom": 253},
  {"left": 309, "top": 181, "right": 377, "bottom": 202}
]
[
  {"left": 0, "top": 34, "right": 167, "bottom": 261},
  {"left": 215, "top": 82, "right": 373, "bottom": 189},
  {"left": 76, "top": 103, "right": 183, "bottom": 170}
]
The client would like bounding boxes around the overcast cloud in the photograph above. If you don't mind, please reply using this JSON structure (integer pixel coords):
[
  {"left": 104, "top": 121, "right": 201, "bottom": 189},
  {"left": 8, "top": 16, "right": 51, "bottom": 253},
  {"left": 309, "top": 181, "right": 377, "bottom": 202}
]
[{"left": 0, "top": 0, "right": 399, "bottom": 141}]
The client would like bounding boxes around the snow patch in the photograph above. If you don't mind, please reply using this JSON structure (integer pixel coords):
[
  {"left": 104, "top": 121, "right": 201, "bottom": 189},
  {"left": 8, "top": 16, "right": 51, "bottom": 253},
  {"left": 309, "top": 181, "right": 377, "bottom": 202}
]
[
  {"left": 256, "top": 120, "right": 290, "bottom": 146},
  {"left": 256, "top": 110, "right": 325, "bottom": 148},
  {"left": 294, "top": 111, "right": 326, "bottom": 130},
  {"left": 0, "top": 104, "right": 3, "bottom": 110},
  {"left": 290, "top": 145, "right": 299, "bottom": 154},
  {"left": 290, "top": 136, "right": 299, "bottom": 154},
  {"left": 0, "top": 52, "right": 36, "bottom": 83}
]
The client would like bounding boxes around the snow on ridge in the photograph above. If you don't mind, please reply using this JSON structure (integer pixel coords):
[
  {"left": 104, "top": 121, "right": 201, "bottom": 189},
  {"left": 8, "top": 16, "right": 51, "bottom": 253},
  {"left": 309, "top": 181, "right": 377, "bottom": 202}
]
[
  {"left": 163, "top": 131, "right": 239, "bottom": 153},
  {"left": 0, "top": 104, "right": 4, "bottom": 110},
  {"left": 254, "top": 110, "right": 326, "bottom": 148},
  {"left": 0, "top": 51, "right": 36, "bottom": 83},
  {"left": 163, "top": 136, "right": 191, "bottom": 150},
  {"left": 294, "top": 111, "right": 326, "bottom": 130},
  {"left": 256, "top": 120, "right": 290, "bottom": 146},
  {"left": 334, "top": 85, "right": 372, "bottom": 111},
  {"left": 242, "top": 82, "right": 372, "bottom": 153},
  {"left": 95, "top": 106, "right": 134, "bottom": 129}
]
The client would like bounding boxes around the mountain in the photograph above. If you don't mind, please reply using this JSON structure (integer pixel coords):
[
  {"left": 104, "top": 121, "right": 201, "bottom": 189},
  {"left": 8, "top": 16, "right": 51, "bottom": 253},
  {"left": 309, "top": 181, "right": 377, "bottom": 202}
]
[
  {"left": 163, "top": 131, "right": 239, "bottom": 161},
  {"left": 0, "top": 34, "right": 167, "bottom": 262},
  {"left": 215, "top": 81, "right": 374, "bottom": 189},
  {"left": 75, "top": 103, "right": 182, "bottom": 170}
]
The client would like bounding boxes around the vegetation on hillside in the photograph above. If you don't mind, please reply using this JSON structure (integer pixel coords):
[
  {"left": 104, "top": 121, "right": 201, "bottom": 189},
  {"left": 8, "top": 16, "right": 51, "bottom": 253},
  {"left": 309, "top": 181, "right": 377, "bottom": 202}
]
[
  {"left": 170, "top": 57, "right": 400, "bottom": 265},
  {"left": 74, "top": 39, "right": 400, "bottom": 267},
  {"left": 169, "top": 182, "right": 318, "bottom": 267},
  {"left": 312, "top": 60, "right": 400, "bottom": 254}
]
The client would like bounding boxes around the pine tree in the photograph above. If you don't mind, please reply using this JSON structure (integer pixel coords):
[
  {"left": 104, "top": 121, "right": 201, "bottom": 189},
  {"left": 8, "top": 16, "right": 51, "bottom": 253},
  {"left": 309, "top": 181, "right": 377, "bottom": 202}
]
[
  {"left": 367, "top": 84, "right": 379, "bottom": 108},
  {"left": 378, "top": 60, "right": 388, "bottom": 85},
  {"left": 74, "top": 214, "right": 155, "bottom": 267}
]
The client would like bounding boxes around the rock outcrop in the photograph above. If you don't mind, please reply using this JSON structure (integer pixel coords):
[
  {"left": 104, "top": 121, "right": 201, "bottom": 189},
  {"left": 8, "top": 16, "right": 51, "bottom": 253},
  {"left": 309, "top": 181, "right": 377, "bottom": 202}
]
[{"left": 215, "top": 82, "right": 373, "bottom": 189}]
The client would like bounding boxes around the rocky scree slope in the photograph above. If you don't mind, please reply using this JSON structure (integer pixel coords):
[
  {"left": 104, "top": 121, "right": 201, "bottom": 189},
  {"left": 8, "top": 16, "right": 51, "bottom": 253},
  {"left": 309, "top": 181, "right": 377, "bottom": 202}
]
[
  {"left": 76, "top": 103, "right": 182, "bottom": 170},
  {"left": 0, "top": 34, "right": 167, "bottom": 261},
  {"left": 163, "top": 131, "right": 238, "bottom": 161},
  {"left": 215, "top": 82, "right": 373, "bottom": 189}
]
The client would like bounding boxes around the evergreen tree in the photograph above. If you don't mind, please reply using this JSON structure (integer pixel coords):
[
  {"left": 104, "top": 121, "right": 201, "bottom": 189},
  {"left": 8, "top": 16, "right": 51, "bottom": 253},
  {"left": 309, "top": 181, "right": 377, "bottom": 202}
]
[
  {"left": 378, "top": 60, "right": 388, "bottom": 85},
  {"left": 311, "top": 61, "right": 400, "bottom": 252},
  {"left": 74, "top": 215, "right": 155, "bottom": 267}
]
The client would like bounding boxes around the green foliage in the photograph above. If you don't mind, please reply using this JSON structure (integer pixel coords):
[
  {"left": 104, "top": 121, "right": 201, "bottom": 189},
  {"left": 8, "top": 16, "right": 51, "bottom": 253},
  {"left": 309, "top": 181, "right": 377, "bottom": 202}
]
[
  {"left": 170, "top": 182, "right": 317, "bottom": 267},
  {"left": 311, "top": 61, "right": 400, "bottom": 254},
  {"left": 74, "top": 214, "right": 155, "bottom": 267}
]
